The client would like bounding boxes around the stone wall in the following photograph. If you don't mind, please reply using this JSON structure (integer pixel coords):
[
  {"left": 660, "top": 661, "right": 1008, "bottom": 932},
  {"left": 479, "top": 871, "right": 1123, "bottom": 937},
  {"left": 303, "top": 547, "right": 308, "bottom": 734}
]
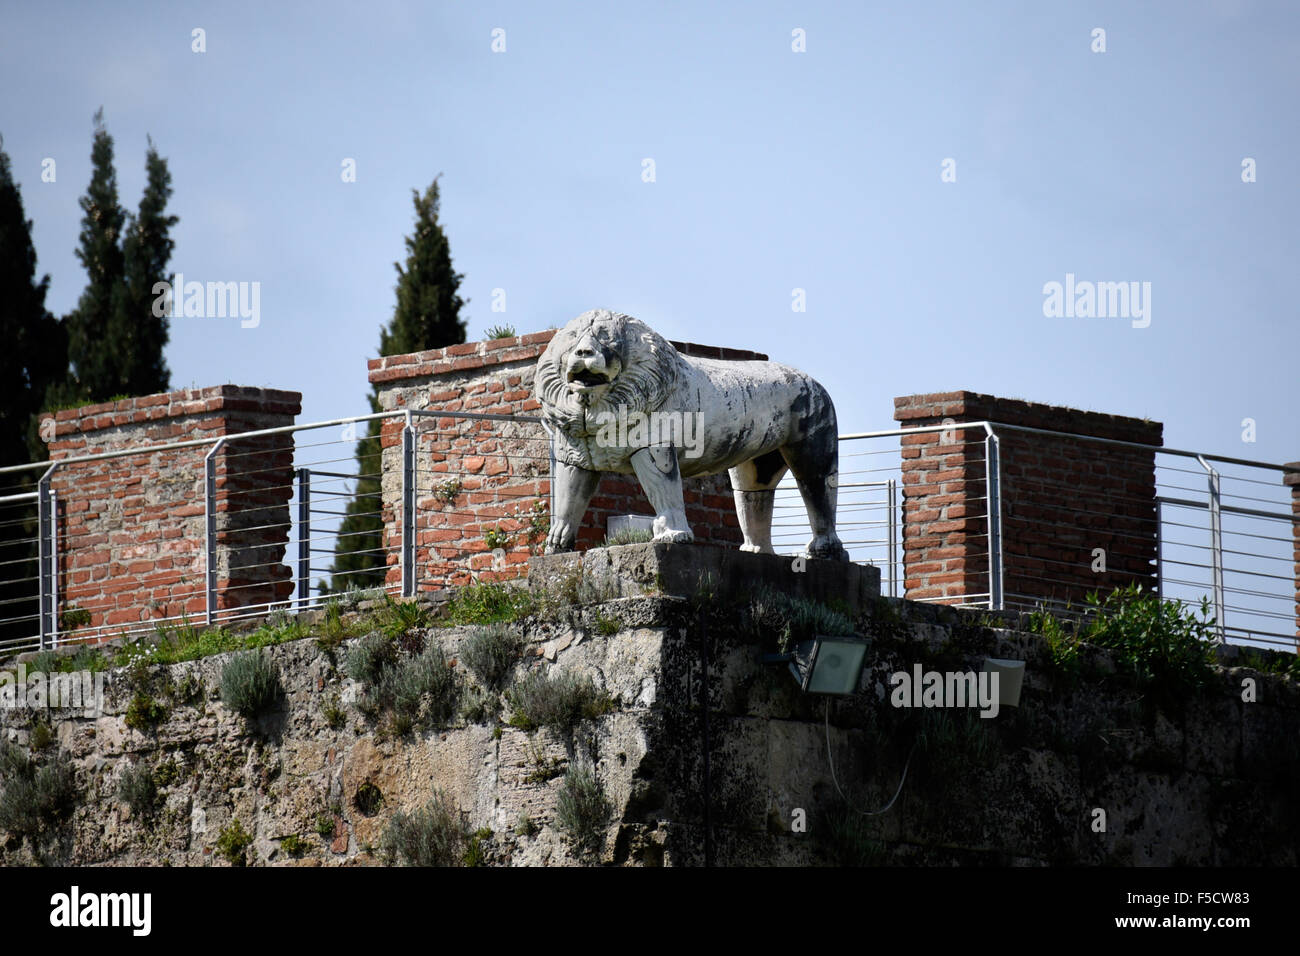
[
  {"left": 894, "top": 391, "right": 1163, "bottom": 611},
  {"left": 43, "top": 386, "right": 301, "bottom": 638},
  {"left": 367, "top": 332, "right": 764, "bottom": 591},
  {"left": 2, "top": 544, "right": 1295, "bottom": 867}
]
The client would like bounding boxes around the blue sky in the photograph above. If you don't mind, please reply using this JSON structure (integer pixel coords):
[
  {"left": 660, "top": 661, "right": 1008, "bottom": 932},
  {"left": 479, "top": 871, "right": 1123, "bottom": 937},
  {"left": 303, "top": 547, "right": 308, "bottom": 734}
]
[{"left": 2, "top": 0, "right": 1297, "bottom": 466}]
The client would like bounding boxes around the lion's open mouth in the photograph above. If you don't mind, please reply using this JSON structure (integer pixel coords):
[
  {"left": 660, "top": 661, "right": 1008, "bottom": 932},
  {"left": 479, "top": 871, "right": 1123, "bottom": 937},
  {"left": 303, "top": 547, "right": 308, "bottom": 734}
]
[{"left": 568, "top": 367, "right": 611, "bottom": 388}]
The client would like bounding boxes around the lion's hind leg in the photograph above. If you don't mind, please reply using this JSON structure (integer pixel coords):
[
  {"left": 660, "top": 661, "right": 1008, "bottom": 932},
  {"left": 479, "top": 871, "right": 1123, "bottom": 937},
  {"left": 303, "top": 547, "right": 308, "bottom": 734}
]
[
  {"left": 729, "top": 451, "right": 788, "bottom": 554},
  {"left": 780, "top": 430, "right": 849, "bottom": 562}
]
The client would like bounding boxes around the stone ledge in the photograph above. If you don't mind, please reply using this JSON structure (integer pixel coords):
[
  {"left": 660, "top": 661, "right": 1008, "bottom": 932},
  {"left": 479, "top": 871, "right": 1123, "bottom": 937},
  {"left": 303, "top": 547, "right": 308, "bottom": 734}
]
[{"left": 527, "top": 541, "right": 881, "bottom": 614}]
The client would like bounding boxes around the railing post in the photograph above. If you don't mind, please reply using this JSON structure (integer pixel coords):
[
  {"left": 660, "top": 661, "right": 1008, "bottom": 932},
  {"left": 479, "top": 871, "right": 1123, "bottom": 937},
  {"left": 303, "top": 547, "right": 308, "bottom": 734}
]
[
  {"left": 204, "top": 440, "right": 225, "bottom": 627},
  {"left": 1155, "top": 498, "right": 1163, "bottom": 602},
  {"left": 984, "top": 428, "right": 1004, "bottom": 611},
  {"left": 297, "top": 467, "right": 311, "bottom": 610},
  {"left": 541, "top": 419, "right": 556, "bottom": 539},
  {"left": 37, "top": 464, "right": 58, "bottom": 649},
  {"left": 401, "top": 416, "right": 416, "bottom": 598},
  {"left": 1198, "top": 455, "right": 1226, "bottom": 638},
  {"left": 887, "top": 477, "right": 897, "bottom": 598}
]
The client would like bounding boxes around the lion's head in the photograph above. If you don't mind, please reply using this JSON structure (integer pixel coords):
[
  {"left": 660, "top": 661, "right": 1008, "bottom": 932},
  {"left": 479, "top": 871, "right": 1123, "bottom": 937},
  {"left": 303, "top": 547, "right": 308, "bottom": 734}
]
[{"left": 535, "top": 309, "right": 687, "bottom": 425}]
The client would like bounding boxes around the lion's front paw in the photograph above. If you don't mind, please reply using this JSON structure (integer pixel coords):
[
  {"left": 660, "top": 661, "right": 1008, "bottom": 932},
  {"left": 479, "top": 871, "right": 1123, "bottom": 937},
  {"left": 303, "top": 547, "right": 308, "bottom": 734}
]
[
  {"left": 651, "top": 515, "right": 694, "bottom": 544},
  {"left": 804, "top": 535, "right": 849, "bottom": 562},
  {"left": 653, "top": 530, "right": 693, "bottom": 544},
  {"left": 545, "top": 520, "right": 576, "bottom": 554}
]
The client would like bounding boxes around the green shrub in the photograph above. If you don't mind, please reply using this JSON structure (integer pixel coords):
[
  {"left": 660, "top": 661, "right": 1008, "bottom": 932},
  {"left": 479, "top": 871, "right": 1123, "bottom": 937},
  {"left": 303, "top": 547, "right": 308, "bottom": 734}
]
[
  {"left": 376, "top": 595, "right": 430, "bottom": 639},
  {"left": 216, "top": 819, "right": 254, "bottom": 866},
  {"left": 0, "top": 744, "right": 78, "bottom": 840},
  {"left": 746, "top": 584, "right": 856, "bottom": 653},
  {"left": 1029, "top": 585, "right": 1220, "bottom": 702},
  {"left": 464, "top": 827, "right": 493, "bottom": 867},
  {"left": 346, "top": 633, "right": 398, "bottom": 686},
  {"left": 152, "top": 760, "right": 179, "bottom": 787},
  {"left": 555, "top": 766, "right": 611, "bottom": 858},
  {"left": 600, "top": 527, "right": 653, "bottom": 547},
  {"left": 1082, "top": 585, "right": 1218, "bottom": 696},
  {"left": 354, "top": 781, "right": 385, "bottom": 815},
  {"left": 321, "top": 693, "right": 346, "bottom": 729},
  {"left": 219, "top": 649, "right": 282, "bottom": 718},
  {"left": 461, "top": 624, "right": 523, "bottom": 689},
  {"left": 381, "top": 791, "right": 468, "bottom": 866},
  {"left": 29, "top": 721, "right": 55, "bottom": 751},
  {"left": 594, "top": 611, "right": 619, "bottom": 636},
  {"left": 315, "top": 813, "right": 337, "bottom": 838},
  {"left": 485, "top": 324, "right": 517, "bottom": 339},
  {"left": 124, "top": 693, "right": 168, "bottom": 731},
  {"left": 484, "top": 527, "right": 513, "bottom": 550},
  {"left": 515, "top": 813, "right": 539, "bottom": 838},
  {"left": 353, "top": 642, "right": 461, "bottom": 732},
  {"left": 823, "top": 807, "right": 886, "bottom": 866},
  {"left": 442, "top": 582, "right": 535, "bottom": 626},
  {"left": 280, "top": 834, "right": 306, "bottom": 856},
  {"left": 117, "top": 762, "right": 159, "bottom": 818},
  {"left": 506, "top": 669, "right": 613, "bottom": 732},
  {"left": 59, "top": 604, "right": 92, "bottom": 631},
  {"left": 28, "top": 650, "right": 58, "bottom": 674}
]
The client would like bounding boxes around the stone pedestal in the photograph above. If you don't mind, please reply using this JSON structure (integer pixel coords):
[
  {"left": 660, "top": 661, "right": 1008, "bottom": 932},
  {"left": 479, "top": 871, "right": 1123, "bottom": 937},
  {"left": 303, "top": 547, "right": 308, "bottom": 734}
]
[{"left": 528, "top": 541, "right": 881, "bottom": 613}]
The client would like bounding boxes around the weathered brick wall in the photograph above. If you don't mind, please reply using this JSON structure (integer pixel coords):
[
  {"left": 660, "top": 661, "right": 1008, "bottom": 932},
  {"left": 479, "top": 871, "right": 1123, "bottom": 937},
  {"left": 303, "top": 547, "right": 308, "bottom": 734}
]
[
  {"left": 1286, "top": 463, "right": 1300, "bottom": 645},
  {"left": 894, "top": 391, "right": 1163, "bottom": 610},
  {"left": 368, "top": 332, "right": 762, "bottom": 591},
  {"left": 43, "top": 386, "right": 301, "bottom": 637}
]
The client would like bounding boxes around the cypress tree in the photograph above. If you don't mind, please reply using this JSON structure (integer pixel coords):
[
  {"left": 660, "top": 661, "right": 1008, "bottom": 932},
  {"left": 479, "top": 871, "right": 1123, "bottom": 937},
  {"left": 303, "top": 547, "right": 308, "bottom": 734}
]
[
  {"left": 63, "top": 111, "right": 175, "bottom": 404},
  {"left": 328, "top": 177, "right": 467, "bottom": 592},
  {"left": 0, "top": 138, "right": 63, "bottom": 469},
  {"left": 0, "top": 137, "right": 64, "bottom": 645},
  {"left": 115, "top": 136, "right": 176, "bottom": 396},
  {"left": 64, "top": 108, "right": 126, "bottom": 403}
]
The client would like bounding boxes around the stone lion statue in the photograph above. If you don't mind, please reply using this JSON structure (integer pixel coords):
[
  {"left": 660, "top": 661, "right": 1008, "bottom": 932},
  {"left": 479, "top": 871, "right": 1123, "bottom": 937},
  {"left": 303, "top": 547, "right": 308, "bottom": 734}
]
[{"left": 534, "top": 309, "right": 848, "bottom": 560}]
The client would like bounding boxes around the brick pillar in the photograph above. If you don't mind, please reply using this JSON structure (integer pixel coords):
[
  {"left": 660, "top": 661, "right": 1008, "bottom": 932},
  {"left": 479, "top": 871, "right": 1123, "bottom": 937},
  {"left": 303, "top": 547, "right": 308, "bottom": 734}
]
[
  {"left": 368, "top": 332, "right": 759, "bottom": 592},
  {"left": 894, "top": 391, "right": 1163, "bottom": 611},
  {"left": 42, "top": 386, "right": 301, "bottom": 638},
  {"left": 1285, "top": 463, "right": 1300, "bottom": 647}
]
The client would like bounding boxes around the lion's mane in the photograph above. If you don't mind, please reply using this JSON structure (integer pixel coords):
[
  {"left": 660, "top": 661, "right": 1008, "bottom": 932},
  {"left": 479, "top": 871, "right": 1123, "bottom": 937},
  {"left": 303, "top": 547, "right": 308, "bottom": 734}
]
[{"left": 534, "top": 309, "right": 688, "bottom": 427}]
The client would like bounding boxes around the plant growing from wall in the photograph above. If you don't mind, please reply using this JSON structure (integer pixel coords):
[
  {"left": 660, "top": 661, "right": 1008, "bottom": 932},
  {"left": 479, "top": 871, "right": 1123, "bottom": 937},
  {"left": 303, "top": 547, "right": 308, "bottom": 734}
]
[
  {"left": 505, "top": 669, "right": 613, "bottom": 733},
  {"left": 381, "top": 789, "right": 468, "bottom": 866},
  {"left": 346, "top": 631, "right": 462, "bottom": 734},
  {"left": 460, "top": 623, "right": 523, "bottom": 690},
  {"left": 555, "top": 766, "right": 611, "bottom": 859},
  {"left": 117, "top": 761, "right": 159, "bottom": 818},
  {"left": 484, "top": 324, "right": 516, "bottom": 339},
  {"left": 434, "top": 476, "right": 462, "bottom": 505},
  {"left": 746, "top": 583, "right": 857, "bottom": 653},
  {"left": 219, "top": 649, "right": 282, "bottom": 719},
  {"left": 0, "top": 743, "right": 78, "bottom": 847},
  {"left": 1028, "top": 584, "right": 1219, "bottom": 704},
  {"left": 599, "top": 526, "right": 653, "bottom": 547},
  {"left": 441, "top": 581, "right": 535, "bottom": 626},
  {"left": 216, "top": 818, "right": 253, "bottom": 866}
]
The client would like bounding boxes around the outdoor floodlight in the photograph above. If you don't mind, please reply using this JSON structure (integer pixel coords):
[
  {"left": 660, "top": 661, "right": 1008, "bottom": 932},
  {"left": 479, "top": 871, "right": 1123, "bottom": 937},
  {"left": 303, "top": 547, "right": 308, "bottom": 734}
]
[
  {"left": 982, "top": 657, "right": 1026, "bottom": 708},
  {"left": 787, "top": 636, "right": 871, "bottom": 696}
]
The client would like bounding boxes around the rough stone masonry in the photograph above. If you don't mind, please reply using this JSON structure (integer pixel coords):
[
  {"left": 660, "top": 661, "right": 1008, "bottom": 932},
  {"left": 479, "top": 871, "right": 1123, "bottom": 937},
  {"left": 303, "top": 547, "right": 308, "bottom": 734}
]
[{"left": 1, "top": 543, "right": 1295, "bottom": 867}]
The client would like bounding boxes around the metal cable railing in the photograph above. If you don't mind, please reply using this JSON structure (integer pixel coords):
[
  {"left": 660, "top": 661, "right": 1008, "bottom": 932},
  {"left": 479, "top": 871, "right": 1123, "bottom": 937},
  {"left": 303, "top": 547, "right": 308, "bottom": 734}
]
[{"left": 0, "top": 409, "right": 1295, "bottom": 656}]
